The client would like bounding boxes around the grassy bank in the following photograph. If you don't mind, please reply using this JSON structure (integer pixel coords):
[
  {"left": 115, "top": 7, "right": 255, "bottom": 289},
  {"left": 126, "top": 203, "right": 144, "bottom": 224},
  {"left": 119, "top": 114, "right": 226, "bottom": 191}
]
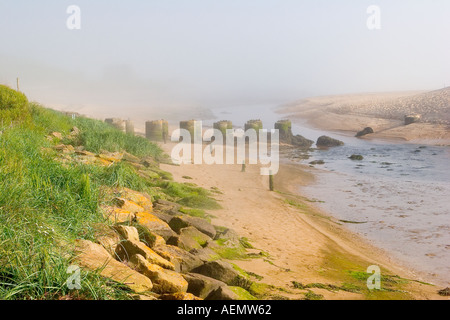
[{"left": 0, "top": 85, "right": 220, "bottom": 300}]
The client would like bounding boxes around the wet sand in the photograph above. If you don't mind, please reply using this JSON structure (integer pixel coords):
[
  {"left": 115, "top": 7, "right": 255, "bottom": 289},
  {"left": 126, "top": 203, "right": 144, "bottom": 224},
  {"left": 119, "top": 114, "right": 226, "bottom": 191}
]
[{"left": 158, "top": 141, "right": 444, "bottom": 300}]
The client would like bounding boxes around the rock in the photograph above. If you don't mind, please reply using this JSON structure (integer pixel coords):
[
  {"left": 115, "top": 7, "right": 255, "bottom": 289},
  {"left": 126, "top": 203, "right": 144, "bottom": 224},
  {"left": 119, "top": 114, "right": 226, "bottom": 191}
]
[
  {"left": 191, "top": 260, "right": 241, "bottom": 285},
  {"left": 113, "top": 198, "right": 144, "bottom": 214},
  {"left": 167, "top": 234, "right": 202, "bottom": 252},
  {"left": 92, "top": 224, "right": 121, "bottom": 256},
  {"left": 113, "top": 225, "right": 140, "bottom": 242},
  {"left": 309, "top": 160, "right": 325, "bottom": 165},
  {"left": 153, "top": 199, "right": 182, "bottom": 215},
  {"left": 316, "top": 136, "right": 344, "bottom": 148},
  {"left": 292, "top": 135, "right": 314, "bottom": 148},
  {"left": 101, "top": 206, "right": 135, "bottom": 223},
  {"left": 136, "top": 212, "right": 177, "bottom": 241},
  {"left": 189, "top": 247, "right": 221, "bottom": 263},
  {"left": 438, "top": 287, "right": 450, "bottom": 296},
  {"left": 405, "top": 114, "right": 421, "bottom": 125},
  {"left": 51, "top": 132, "right": 63, "bottom": 140},
  {"left": 153, "top": 244, "right": 203, "bottom": 273},
  {"left": 179, "top": 226, "right": 212, "bottom": 247},
  {"left": 152, "top": 211, "right": 173, "bottom": 224},
  {"left": 122, "top": 152, "right": 141, "bottom": 164},
  {"left": 129, "top": 254, "right": 188, "bottom": 294},
  {"left": 159, "top": 292, "right": 202, "bottom": 300},
  {"left": 116, "top": 188, "right": 153, "bottom": 212},
  {"left": 215, "top": 228, "right": 240, "bottom": 247},
  {"left": 349, "top": 154, "right": 364, "bottom": 161},
  {"left": 169, "top": 216, "right": 216, "bottom": 239},
  {"left": 53, "top": 144, "right": 75, "bottom": 154},
  {"left": 97, "top": 152, "right": 124, "bottom": 162},
  {"left": 116, "top": 240, "right": 175, "bottom": 270},
  {"left": 74, "top": 240, "right": 153, "bottom": 293},
  {"left": 182, "top": 273, "right": 227, "bottom": 299},
  {"left": 206, "top": 286, "right": 239, "bottom": 300},
  {"left": 356, "top": 127, "right": 374, "bottom": 137}
]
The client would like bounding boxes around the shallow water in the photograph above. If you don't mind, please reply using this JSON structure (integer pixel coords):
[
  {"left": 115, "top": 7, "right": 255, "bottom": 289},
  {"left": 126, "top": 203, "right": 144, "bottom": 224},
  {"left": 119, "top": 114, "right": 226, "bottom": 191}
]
[{"left": 209, "top": 104, "right": 450, "bottom": 286}]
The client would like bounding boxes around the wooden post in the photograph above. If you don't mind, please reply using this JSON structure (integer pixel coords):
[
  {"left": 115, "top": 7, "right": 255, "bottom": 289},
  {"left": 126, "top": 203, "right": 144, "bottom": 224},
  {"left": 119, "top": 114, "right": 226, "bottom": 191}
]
[
  {"left": 269, "top": 170, "right": 274, "bottom": 191},
  {"left": 241, "top": 161, "right": 246, "bottom": 172},
  {"left": 16, "top": 78, "right": 20, "bottom": 92}
]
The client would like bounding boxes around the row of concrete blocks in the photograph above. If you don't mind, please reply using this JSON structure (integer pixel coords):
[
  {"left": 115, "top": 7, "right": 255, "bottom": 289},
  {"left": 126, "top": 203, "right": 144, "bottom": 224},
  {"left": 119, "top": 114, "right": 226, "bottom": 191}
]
[{"left": 105, "top": 118, "right": 293, "bottom": 142}]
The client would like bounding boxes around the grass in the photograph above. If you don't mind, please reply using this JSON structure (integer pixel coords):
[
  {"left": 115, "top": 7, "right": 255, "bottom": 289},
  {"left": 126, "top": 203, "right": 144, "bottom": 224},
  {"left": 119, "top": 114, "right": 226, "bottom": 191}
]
[{"left": 0, "top": 95, "right": 221, "bottom": 300}]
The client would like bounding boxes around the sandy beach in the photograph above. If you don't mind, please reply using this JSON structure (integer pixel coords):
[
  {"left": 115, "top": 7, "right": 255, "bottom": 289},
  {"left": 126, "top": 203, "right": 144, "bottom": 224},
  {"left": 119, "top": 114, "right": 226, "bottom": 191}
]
[
  {"left": 158, "top": 141, "right": 444, "bottom": 300},
  {"left": 277, "top": 88, "right": 450, "bottom": 145}
]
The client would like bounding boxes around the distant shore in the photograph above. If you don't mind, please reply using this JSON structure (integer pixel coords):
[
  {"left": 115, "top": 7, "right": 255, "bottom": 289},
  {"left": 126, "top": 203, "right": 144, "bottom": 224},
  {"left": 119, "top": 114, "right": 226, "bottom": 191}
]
[{"left": 276, "top": 90, "right": 450, "bottom": 146}]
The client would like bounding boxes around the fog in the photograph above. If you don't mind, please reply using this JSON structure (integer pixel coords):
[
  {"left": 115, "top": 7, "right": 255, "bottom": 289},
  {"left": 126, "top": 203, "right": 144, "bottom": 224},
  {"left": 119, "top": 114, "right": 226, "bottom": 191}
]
[{"left": 1, "top": 0, "right": 449, "bottom": 121}]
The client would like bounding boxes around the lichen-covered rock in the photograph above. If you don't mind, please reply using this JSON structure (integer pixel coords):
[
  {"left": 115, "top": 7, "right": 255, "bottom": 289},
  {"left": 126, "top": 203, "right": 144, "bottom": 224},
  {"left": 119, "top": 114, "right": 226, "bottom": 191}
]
[
  {"left": 74, "top": 240, "right": 153, "bottom": 293},
  {"left": 179, "top": 226, "right": 212, "bottom": 247},
  {"left": 169, "top": 216, "right": 216, "bottom": 239},
  {"left": 113, "top": 225, "right": 140, "bottom": 242},
  {"left": 129, "top": 254, "right": 188, "bottom": 294},
  {"left": 116, "top": 240, "right": 175, "bottom": 270},
  {"left": 116, "top": 188, "right": 153, "bottom": 212},
  {"left": 102, "top": 206, "right": 135, "bottom": 223},
  {"left": 113, "top": 198, "right": 144, "bottom": 214},
  {"left": 136, "top": 212, "right": 177, "bottom": 241}
]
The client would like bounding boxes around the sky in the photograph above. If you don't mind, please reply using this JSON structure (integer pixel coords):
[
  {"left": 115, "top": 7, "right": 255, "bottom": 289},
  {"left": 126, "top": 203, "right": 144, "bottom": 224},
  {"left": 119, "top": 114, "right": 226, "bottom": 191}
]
[{"left": 0, "top": 0, "right": 449, "bottom": 119}]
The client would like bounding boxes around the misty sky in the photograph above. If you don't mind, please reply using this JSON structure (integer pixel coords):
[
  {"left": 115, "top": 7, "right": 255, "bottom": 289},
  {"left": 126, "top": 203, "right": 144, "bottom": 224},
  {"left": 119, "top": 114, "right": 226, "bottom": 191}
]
[{"left": 0, "top": 0, "right": 449, "bottom": 119}]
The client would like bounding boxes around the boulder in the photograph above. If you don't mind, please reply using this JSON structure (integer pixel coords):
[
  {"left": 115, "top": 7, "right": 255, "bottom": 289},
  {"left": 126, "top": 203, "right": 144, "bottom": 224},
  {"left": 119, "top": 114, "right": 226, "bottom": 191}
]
[
  {"left": 206, "top": 286, "right": 239, "bottom": 300},
  {"left": 92, "top": 224, "right": 121, "bottom": 257},
  {"left": 116, "top": 240, "right": 175, "bottom": 270},
  {"left": 356, "top": 127, "right": 374, "bottom": 137},
  {"left": 292, "top": 135, "right": 314, "bottom": 149},
  {"left": 169, "top": 216, "right": 216, "bottom": 239},
  {"left": 153, "top": 199, "right": 182, "bottom": 215},
  {"left": 167, "top": 234, "right": 202, "bottom": 252},
  {"left": 153, "top": 244, "right": 203, "bottom": 273},
  {"left": 180, "top": 226, "right": 211, "bottom": 247},
  {"left": 129, "top": 254, "right": 188, "bottom": 294},
  {"left": 136, "top": 212, "right": 177, "bottom": 241},
  {"left": 349, "top": 154, "right": 364, "bottom": 161},
  {"left": 159, "top": 292, "right": 202, "bottom": 300},
  {"left": 74, "top": 240, "right": 153, "bottom": 293},
  {"left": 405, "top": 114, "right": 421, "bottom": 125},
  {"left": 182, "top": 273, "right": 227, "bottom": 299},
  {"left": 116, "top": 188, "right": 153, "bottom": 212},
  {"left": 316, "top": 136, "right": 344, "bottom": 148},
  {"left": 101, "top": 206, "right": 135, "bottom": 223},
  {"left": 113, "top": 198, "right": 144, "bottom": 214},
  {"left": 113, "top": 225, "right": 140, "bottom": 242},
  {"left": 191, "top": 260, "right": 241, "bottom": 285},
  {"left": 189, "top": 247, "right": 221, "bottom": 263},
  {"left": 151, "top": 211, "right": 173, "bottom": 224}
]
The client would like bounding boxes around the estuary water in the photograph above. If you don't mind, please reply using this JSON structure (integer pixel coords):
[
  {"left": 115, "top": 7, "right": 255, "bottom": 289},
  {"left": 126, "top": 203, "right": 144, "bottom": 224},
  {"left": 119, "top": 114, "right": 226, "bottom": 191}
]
[{"left": 208, "top": 104, "right": 450, "bottom": 286}]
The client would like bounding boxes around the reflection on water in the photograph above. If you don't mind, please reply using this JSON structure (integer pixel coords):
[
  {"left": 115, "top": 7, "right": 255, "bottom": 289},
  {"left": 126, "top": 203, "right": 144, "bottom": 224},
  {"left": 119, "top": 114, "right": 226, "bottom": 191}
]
[{"left": 211, "top": 104, "right": 450, "bottom": 286}]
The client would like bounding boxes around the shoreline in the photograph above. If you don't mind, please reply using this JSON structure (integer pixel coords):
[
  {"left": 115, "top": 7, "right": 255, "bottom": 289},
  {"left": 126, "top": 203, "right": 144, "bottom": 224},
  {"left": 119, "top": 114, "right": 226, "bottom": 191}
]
[{"left": 157, "top": 141, "right": 444, "bottom": 299}]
